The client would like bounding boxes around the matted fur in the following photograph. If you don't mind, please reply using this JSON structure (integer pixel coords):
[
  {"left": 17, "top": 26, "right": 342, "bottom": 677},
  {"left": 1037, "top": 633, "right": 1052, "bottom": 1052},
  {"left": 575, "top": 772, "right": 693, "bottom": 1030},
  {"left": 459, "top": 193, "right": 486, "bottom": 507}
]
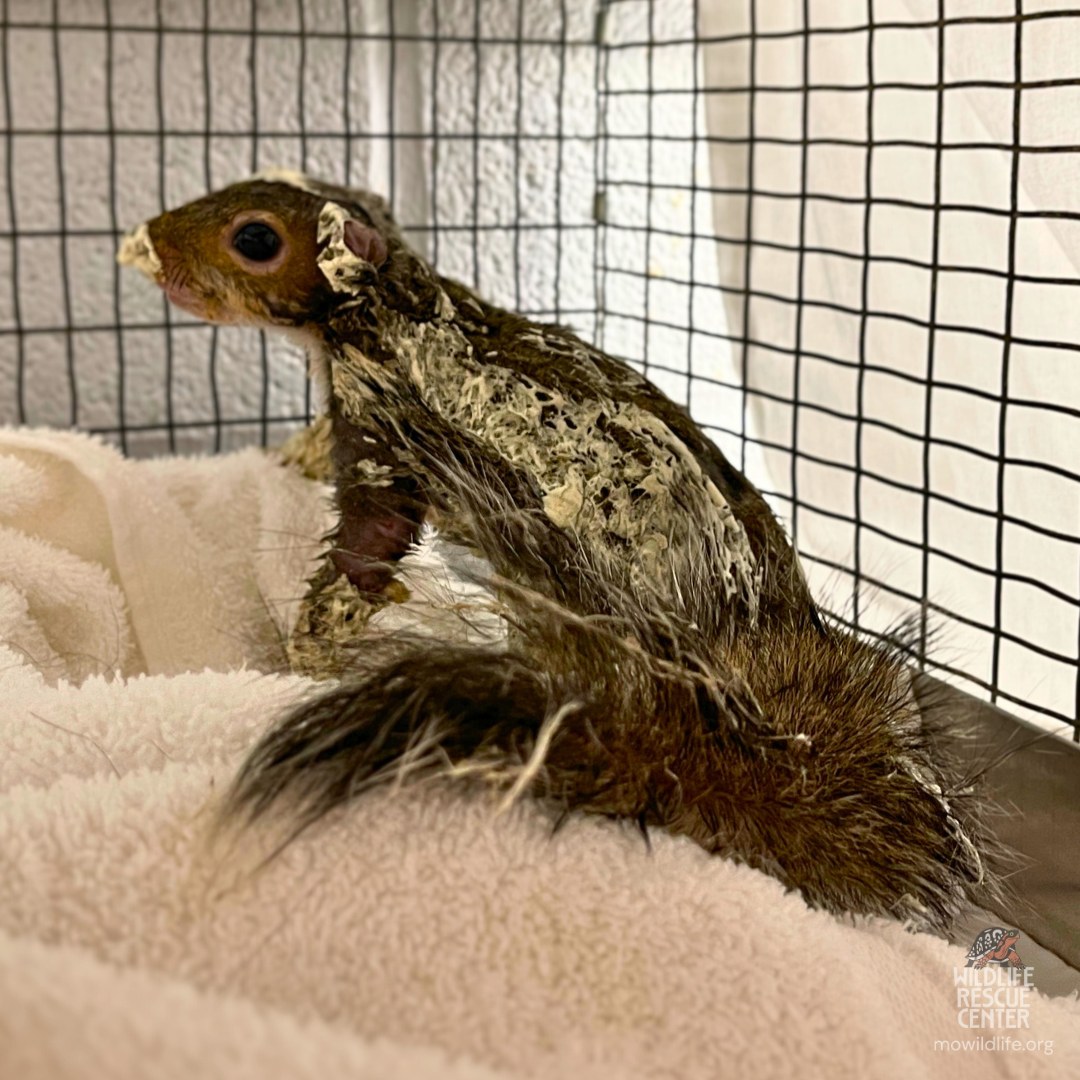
[
  {"left": 224, "top": 382, "right": 1002, "bottom": 931},
  {"left": 121, "top": 176, "right": 1005, "bottom": 931}
]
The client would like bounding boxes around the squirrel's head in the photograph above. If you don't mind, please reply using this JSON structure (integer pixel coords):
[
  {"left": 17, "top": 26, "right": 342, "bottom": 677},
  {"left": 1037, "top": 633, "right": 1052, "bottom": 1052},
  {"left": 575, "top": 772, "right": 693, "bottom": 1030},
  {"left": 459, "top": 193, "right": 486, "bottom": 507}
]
[{"left": 118, "top": 170, "right": 397, "bottom": 328}]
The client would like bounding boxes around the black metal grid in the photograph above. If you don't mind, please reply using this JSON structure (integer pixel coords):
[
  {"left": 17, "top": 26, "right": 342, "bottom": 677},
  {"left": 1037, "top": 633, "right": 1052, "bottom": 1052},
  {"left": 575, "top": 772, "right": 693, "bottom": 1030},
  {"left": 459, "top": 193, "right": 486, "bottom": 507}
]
[
  {"left": 592, "top": 0, "right": 1078, "bottom": 736},
  {"left": 0, "top": 0, "right": 1077, "bottom": 737},
  {"left": 0, "top": 0, "right": 600, "bottom": 455}
]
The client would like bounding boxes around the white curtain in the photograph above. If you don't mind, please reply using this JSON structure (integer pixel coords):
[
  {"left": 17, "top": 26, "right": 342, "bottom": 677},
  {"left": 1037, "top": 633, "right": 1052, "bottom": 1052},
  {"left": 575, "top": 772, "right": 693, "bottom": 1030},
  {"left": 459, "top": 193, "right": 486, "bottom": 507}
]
[{"left": 701, "top": 0, "right": 1079, "bottom": 733}]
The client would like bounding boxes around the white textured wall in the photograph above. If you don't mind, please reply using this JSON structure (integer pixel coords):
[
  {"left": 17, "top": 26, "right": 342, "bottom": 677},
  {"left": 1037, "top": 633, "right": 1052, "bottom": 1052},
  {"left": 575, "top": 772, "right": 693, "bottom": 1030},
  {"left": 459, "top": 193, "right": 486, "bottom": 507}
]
[{"left": 0, "top": 0, "right": 619, "bottom": 456}]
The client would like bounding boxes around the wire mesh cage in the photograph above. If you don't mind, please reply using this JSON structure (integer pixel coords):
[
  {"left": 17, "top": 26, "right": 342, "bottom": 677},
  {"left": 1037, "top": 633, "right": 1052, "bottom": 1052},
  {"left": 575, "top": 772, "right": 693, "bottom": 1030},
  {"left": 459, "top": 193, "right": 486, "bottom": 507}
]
[{"left": 1, "top": 0, "right": 1078, "bottom": 739}]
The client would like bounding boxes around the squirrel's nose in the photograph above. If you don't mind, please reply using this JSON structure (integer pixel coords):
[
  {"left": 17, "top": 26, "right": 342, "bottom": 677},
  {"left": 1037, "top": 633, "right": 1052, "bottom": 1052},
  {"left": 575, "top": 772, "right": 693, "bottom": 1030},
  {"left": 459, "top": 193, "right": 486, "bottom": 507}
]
[{"left": 116, "top": 220, "right": 163, "bottom": 281}]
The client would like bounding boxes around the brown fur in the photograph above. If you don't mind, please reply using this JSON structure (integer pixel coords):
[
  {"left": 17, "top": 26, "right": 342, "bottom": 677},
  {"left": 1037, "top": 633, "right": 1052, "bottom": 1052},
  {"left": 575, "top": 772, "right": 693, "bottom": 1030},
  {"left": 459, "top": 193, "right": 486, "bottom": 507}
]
[{"left": 121, "top": 174, "right": 1003, "bottom": 930}]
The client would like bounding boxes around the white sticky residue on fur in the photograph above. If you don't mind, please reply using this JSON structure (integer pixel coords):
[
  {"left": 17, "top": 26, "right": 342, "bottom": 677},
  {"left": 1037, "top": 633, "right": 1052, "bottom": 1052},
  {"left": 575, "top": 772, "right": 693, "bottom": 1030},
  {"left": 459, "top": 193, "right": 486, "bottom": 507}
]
[
  {"left": 115, "top": 222, "right": 161, "bottom": 279},
  {"left": 385, "top": 306, "right": 760, "bottom": 608},
  {"left": 898, "top": 754, "right": 985, "bottom": 887},
  {"left": 891, "top": 671, "right": 984, "bottom": 888},
  {"left": 317, "top": 200, "right": 373, "bottom": 294},
  {"left": 496, "top": 700, "right": 581, "bottom": 815},
  {"left": 333, "top": 342, "right": 396, "bottom": 403}
]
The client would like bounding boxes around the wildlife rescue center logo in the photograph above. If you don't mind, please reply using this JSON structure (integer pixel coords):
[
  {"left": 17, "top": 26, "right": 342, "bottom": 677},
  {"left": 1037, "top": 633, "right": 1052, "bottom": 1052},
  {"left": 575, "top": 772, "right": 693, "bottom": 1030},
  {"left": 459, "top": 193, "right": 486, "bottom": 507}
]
[
  {"left": 934, "top": 927, "right": 1054, "bottom": 1057},
  {"left": 956, "top": 928, "right": 1030, "bottom": 1029}
]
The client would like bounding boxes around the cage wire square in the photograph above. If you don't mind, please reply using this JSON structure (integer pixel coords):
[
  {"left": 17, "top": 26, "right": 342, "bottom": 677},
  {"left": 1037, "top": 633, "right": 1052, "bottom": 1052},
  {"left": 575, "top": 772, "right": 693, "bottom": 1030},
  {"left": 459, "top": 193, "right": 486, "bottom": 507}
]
[{"left": 0, "top": 0, "right": 1077, "bottom": 738}]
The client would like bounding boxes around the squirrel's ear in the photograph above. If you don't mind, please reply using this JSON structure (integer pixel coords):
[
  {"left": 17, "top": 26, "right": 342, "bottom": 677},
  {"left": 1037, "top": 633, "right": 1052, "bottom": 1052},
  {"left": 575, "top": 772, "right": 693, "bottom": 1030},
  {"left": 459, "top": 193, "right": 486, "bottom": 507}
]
[
  {"left": 316, "top": 200, "right": 389, "bottom": 293},
  {"left": 342, "top": 218, "right": 388, "bottom": 268}
]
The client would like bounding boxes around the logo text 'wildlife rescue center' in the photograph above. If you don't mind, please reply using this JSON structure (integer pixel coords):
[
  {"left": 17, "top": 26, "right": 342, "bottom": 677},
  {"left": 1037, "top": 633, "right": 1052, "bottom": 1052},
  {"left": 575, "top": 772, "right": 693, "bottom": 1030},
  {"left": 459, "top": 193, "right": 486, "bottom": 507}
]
[{"left": 953, "top": 928, "right": 1032, "bottom": 1030}]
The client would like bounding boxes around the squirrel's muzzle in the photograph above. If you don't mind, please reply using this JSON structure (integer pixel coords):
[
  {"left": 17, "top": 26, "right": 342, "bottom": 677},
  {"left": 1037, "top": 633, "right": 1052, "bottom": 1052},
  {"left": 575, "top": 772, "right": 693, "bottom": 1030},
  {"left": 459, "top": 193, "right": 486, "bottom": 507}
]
[{"left": 116, "top": 220, "right": 163, "bottom": 281}]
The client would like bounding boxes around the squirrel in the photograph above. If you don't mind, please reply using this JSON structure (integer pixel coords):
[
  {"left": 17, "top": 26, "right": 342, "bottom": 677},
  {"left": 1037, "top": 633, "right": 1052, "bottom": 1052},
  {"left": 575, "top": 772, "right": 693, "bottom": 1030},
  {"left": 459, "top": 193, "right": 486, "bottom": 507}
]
[{"left": 118, "top": 170, "right": 1000, "bottom": 930}]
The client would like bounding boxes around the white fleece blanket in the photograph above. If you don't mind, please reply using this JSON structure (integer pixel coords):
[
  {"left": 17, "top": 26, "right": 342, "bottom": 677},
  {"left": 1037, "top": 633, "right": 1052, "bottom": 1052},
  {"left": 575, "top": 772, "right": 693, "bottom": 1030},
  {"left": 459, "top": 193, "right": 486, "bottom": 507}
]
[{"left": 0, "top": 427, "right": 1076, "bottom": 1080}]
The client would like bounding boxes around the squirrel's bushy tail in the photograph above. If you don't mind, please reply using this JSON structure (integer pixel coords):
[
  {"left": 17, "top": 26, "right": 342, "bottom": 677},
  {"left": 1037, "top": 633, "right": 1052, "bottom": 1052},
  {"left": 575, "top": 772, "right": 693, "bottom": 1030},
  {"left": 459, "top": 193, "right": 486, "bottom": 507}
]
[{"left": 222, "top": 395, "right": 1001, "bottom": 929}]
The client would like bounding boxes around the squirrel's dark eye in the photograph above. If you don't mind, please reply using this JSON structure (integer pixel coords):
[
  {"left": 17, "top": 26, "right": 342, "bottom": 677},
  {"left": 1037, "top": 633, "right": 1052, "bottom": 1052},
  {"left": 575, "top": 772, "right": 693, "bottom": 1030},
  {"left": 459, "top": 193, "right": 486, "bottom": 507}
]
[{"left": 232, "top": 222, "right": 281, "bottom": 262}]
